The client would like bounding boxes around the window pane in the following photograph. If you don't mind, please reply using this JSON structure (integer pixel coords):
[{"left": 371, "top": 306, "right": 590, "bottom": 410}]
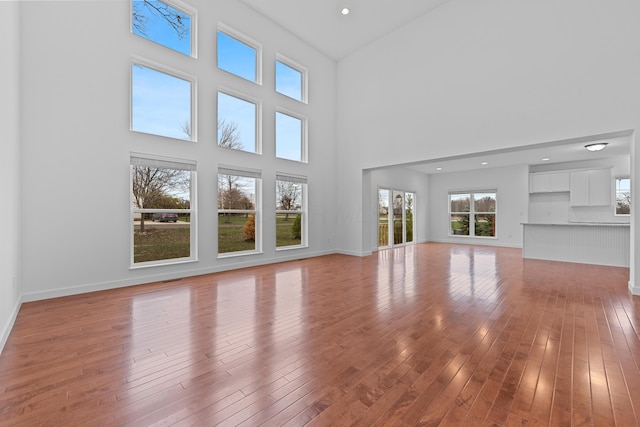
[
  {"left": 378, "top": 189, "right": 389, "bottom": 247},
  {"left": 132, "top": 0, "right": 192, "bottom": 56},
  {"left": 132, "top": 166, "right": 191, "bottom": 209},
  {"left": 405, "top": 192, "right": 414, "bottom": 243},
  {"left": 474, "top": 214, "right": 495, "bottom": 237},
  {"left": 218, "top": 92, "right": 256, "bottom": 152},
  {"left": 450, "top": 194, "right": 470, "bottom": 213},
  {"left": 393, "top": 191, "right": 404, "bottom": 244},
  {"left": 451, "top": 214, "right": 469, "bottom": 235},
  {"left": 616, "top": 178, "right": 630, "bottom": 215},
  {"left": 276, "top": 112, "right": 302, "bottom": 161},
  {"left": 276, "top": 180, "right": 303, "bottom": 248},
  {"left": 217, "top": 174, "right": 257, "bottom": 254},
  {"left": 133, "top": 213, "right": 191, "bottom": 263},
  {"left": 217, "top": 31, "right": 257, "bottom": 82},
  {"left": 474, "top": 193, "right": 496, "bottom": 212},
  {"left": 132, "top": 64, "right": 192, "bottom": 140},
  {"left": 276, "top": 60, "right": 302, "bottom": 101}
]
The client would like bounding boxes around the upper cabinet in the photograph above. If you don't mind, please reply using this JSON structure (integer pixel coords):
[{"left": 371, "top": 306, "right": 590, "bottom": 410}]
[
  {"left": 570, "top": 169, "right": 611, "bottom": 206},
  {"left": 529, "top": 172, "right": 570, "bottom": 193}
]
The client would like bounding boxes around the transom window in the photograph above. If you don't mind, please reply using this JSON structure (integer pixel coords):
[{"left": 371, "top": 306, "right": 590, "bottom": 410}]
[
  {"left": 276, "top": 110, "right": 305, "bottom": 162},
  {"left": 217, "top": 167, "right": 261, "bottom": 255},
  {"left": 217, "top": 27, "right": 261, "bottom": 84},
  {"left": 276, "top": 175, "right": 307, "bottom": 248},
  {"left": 276, "top": 56, "right": 306, "bottom": 102},
  {"left": 131, "top": 0, "right": 195, "bottom": 57},
  {"left": 449, "top": 191, "right": 497, "bottom": 237},
  {"left": 217, "top": 91, "right": 259, "bottom": 153},
  {"left": 130, "top": 155, "right": 196, "bottom": 266},
  {"left": 131, "top": 62, "right": 193, "bottom": 141},
  {"left": 615, "top": 177, "right": 630, "bottom": 215}
]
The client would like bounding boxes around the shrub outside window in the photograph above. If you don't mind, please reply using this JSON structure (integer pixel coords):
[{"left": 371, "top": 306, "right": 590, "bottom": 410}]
[
  {"left": 218, "top": 167, "right": 261, "bottom": 255},
  {"left": 449, "top": 191, "right": 496, "bottom": 237},
  {"left": 131, "top": 63, "right": 193, "bottom": 141},
  {"left": 276, "top": 175, "right": 306, "bottom": 248},
  {"left": 131, "top": 0, "right": 195, "bottom": 57},
  {"left": 131, "top": 155, "right": 196, "bottom": 266}
]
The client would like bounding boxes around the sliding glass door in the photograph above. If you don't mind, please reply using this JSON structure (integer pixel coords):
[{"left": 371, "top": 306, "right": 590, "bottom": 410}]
[{"left": 378, "top": 188, "right": 414, "bottom": 248}]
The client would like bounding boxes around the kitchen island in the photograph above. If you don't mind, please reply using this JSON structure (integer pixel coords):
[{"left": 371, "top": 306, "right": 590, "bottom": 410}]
[{"left": 522, "top": 222, "right": 630, "bottom": 267}]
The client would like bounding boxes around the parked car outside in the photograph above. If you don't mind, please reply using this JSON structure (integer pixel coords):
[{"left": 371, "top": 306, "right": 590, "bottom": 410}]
[{"left": 152, "top": 212, "right": 178, "bottom": 222}]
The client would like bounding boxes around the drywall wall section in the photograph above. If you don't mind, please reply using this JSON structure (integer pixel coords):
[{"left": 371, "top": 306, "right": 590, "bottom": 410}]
[
  {"left": 335, "top": 0, "right": 640, "bottom": 257},
  {"left": 0, "top": 1, "right": 22, "bottom": 351},
  {"left": 19, "top": 0, "right": 337, "bottom": 301}
]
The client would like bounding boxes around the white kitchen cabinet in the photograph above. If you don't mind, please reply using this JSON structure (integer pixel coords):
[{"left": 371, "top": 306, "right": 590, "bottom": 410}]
[
  {"left": 570, "top": 169, "right": 611, "bottom": 206},
  {"left": 529, "top": 172, "right": 570, "bottom": 193}
]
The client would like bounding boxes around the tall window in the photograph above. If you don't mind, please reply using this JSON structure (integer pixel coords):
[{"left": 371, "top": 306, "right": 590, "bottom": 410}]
[
  {"left": 378, "top": 189, "right": 389, "bottom": 247},
  {"left": 217, "top": 27, "right": 261, "bottom": 83},
  {"left": 616, "top": 177, "right": 631, "bottom": 215},
  {"left": 276, "top": 56, "right": 306, "bottom": 102},
  {"left": 276, "top": 110, "right": 305, "bottom": 162},
  {"left": 217, "top": 91, "right": 259, "bottom": 153},
  {"left": 449, "top": 191, "right": 497, "bottom": 237},
  {"left": 131, "top": 0, "right": 195, "bottom": 57},
  {"left": 131, "top": 63, "right": 193, "bottom": 141},
  {"left": 217, "top": 167, "right": 261, "bottom": 255},
  {"left": 130, "top": 155, "right": 196, "bottom": 266},
  {"left": 276, "top": 175, "right": 306, "bottom": 248}
]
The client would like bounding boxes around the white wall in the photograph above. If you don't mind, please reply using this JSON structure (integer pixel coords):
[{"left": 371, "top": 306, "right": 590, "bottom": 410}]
[
  {"left": 365, "top": 168, "right": 430, "bottom": 252},
  {"left": 19, "top": 0, "right": 337, "bottom": 301},
  {"left": 336, "top": 0, "right": 640, "bottom": 264},
  {"left": 428, "top": 165, "right": 528, "bottom": 247},
  {"left": 0, "top": 1, "right": 22, "bottom": 351}
]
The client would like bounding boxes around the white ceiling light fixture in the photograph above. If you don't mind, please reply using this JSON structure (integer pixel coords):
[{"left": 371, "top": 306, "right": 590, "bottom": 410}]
[
  {"left": 341, "top": 7, "right": 350, "bottom": 15},
  {"left": 585, "top": 142, "right": 608, "bottom": 152}
]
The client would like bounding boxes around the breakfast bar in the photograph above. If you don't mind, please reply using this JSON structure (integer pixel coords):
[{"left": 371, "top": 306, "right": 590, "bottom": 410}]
[{"left": 522, "top": 222, "right": 630, "bottom": 267}]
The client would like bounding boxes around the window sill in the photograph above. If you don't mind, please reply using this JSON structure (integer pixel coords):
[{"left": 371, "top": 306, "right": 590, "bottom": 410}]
[
  {"left": 276, "top": 245, "right": 307, "bottom": 252},
  {"left": 217, "top": 250, "right": 263, "bottom": 260},
  {"left": 130, "top": 257, "right": 198, "bottom": 270}
]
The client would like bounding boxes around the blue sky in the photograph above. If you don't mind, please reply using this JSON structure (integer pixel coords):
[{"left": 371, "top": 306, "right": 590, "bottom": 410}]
[{"left": 131, "top": 0, "right": 304, "bottom": 159}]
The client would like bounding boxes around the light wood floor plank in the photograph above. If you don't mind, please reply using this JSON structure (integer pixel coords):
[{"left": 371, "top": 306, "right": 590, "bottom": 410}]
[{"left": 0, "top": 243, "right": 638, "bottom": 426}]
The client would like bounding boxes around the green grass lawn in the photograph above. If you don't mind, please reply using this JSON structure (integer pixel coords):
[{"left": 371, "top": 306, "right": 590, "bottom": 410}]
[
  {"left": 134, "top": 227, "right": 190, "bottom": 263},
  {"left": 134, "top": 215, "right": 303, "bottom": 262}
]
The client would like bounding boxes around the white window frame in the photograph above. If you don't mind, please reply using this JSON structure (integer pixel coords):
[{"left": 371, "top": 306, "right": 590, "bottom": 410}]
[
  {"left": 217, "top": 23, "right": 263, "bottom": 85},
  {"left": 276, "top": 174, "right": 308, "bottom": 250},
  {"left": 130, "top": 0, "right": 198, "bottom": 58},
  {"left": 275, "top": 53, "right": 308, "bottom": 104},
  {"left": 217, "top": 166, "right": 262, "bottom": 257},
  {"left": 130, "top": 56, "right": 198, "bottom": 142},
  {"left": 130, "top": 153, "right": 197, "bottom": 268},
  {"left": 448, "top": 190, "right": 497, "bottom": 238},
  {"left": 275, "top": 107, "right": 307, "bottom": 163}
]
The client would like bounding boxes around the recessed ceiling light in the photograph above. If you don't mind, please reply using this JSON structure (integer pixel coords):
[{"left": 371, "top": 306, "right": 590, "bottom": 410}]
[
  {"left": 481, "top": 162, "right": 488, "bottom": 165},
  {"left": 436, "top": 167, "right": 442, "bottom": 171},
  {"left": 585, "top": 142, "right": 608, "bottom": 152},
  {"left": 542, "top": 157, "right": 550, "bottom": 161},
  {"left": 341, "top": 7, "right": 350, "bottom": 15}
]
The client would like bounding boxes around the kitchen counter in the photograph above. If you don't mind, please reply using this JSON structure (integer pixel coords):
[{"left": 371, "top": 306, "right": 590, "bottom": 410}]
[{"left": 522, "top": 222, "right": 630, "bottom": 267}]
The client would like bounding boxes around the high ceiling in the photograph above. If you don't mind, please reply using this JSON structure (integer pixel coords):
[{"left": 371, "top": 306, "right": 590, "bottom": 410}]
[
  {"left": 239, "top": 1, "right": 631, "bottom": 173},
  {"left": 239, "top": 0, "right": 452, "bottom": 61}
]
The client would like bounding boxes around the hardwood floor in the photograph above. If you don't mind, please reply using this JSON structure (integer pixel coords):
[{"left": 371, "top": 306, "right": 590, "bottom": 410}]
[{"left": 1, "top": 243, "right": 639, "bottom": 426}]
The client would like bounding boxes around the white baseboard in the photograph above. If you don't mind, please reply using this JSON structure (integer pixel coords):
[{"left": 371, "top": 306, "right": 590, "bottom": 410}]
[
  {"left": 0, "top": 296, "right": 22, "bottom": 355},
  {"left": 335, "top": 249, "right": 372, "bottom": 257},
  {"left": 629, "top": 280, "right": 640, "bottom": 296}
]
